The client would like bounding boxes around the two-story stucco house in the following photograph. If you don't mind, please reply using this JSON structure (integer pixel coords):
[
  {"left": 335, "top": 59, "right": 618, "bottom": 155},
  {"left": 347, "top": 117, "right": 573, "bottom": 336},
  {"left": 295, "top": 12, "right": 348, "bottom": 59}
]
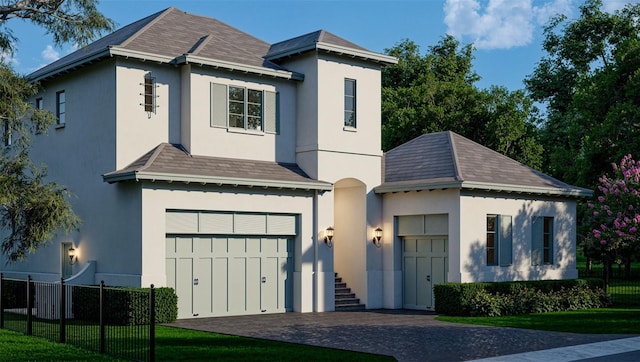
[{"left": 0, "top": 8, "right": 591, "bottom": 318}]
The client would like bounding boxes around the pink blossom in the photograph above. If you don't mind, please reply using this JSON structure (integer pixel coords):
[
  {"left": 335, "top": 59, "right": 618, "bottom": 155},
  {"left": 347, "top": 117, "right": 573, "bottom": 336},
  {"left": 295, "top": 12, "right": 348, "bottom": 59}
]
[
  {"left": 594, "top": 211, "right": 600, "bottom": 217},
  {"left": 588, "top": 203, "right": 595, "bottom": 209},
  {"left": 607, "top": 210, "right": 613, "bottom": 216},
  {"left": 631, "top": 227, "right": 638, "bottom": 233},
  {"left": 600, "top": 240, "right": 607, "bottom": 245},
  {"left": 630, "top": 205, "right": 635, "bottom": 211},
  {"left": 598, "top": 196, "right": 605, "bottom": 202}
]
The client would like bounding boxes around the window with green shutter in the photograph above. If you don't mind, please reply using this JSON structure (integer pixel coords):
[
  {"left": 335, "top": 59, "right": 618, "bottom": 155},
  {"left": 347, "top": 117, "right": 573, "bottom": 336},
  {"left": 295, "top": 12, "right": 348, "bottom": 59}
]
[
  {"left": 532, "top": 216, "right": 553, "bottom": 265},
  {"left": 210, "top": 82, "right": 278, "bottom": 133},
  {"left": 486, "top": 214, "right": 513, "bottom": 266}
]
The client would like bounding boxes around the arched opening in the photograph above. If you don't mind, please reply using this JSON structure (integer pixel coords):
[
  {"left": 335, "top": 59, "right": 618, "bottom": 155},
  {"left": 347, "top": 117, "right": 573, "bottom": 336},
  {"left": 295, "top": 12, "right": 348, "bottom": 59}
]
[{"left": 333, "top": 178, "right": 367, "bottom": 304}]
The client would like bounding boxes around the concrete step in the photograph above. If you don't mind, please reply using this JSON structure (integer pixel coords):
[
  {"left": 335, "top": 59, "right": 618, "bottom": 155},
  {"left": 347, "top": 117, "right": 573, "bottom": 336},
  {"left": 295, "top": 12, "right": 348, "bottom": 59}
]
[
  {"left": 335, "top": 304, "right": 366, "bottom": 311},
  {"left": 335, "top": 292, "right": 356, "bottom": 299},
  {"left": 335, "top": 282, "right": 347, "bottom": 289},
  {"left": 335, "top": 297, "right": 361, "bottom": 306}
]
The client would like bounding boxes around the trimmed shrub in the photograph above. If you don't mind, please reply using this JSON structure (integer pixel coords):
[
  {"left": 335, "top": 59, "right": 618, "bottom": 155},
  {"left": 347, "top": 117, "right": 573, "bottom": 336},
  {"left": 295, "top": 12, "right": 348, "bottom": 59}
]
[
  {"left": 435, "top": 279, "right": 610, "bottom": 316},
  {"left": 72, "top": 285, "right": 177, "bottom": 325}
]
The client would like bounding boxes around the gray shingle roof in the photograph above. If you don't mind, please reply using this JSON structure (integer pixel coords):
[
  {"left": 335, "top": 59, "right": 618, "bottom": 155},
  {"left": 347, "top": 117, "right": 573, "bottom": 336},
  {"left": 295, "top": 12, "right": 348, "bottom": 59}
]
[
  {"left": 377, "top": 131, "right": 592, "bottom": 197},
  {"left": 29, "top": 7, "right": 394, "bottom": 81},
  {"left": 103, "top": 143, "right": 332, "bottom": 191}
]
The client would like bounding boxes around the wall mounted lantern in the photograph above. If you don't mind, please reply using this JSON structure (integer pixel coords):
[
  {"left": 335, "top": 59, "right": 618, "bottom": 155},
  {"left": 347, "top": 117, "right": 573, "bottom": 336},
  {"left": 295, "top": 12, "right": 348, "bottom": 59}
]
[
  {"left": 324, "top": 226, "right": 334, "bottom": 248},
  {"left": 372, "top": 227, "right": 383, "bottom": 248},
  {"left": 68, "top": 247, "right": 77, "bottom": 265}
]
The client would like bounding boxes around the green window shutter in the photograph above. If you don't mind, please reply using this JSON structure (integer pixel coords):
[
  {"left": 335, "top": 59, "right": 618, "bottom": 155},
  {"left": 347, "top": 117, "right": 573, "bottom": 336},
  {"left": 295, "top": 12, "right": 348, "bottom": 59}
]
[
  {"left": 499, "top": 215, "right": 512, "bottom": 266},
  {"left": 546, "top": 218, "right": 554, "bottom": 264},
  {"left": 264, "top": 90, "right": 278, "bottom": 134},
  {"left": 531, "top": 216, "right": 543, "bottom": 266},
  {"left": 210, "top": 83, "right": 228, "bottom": 128}
]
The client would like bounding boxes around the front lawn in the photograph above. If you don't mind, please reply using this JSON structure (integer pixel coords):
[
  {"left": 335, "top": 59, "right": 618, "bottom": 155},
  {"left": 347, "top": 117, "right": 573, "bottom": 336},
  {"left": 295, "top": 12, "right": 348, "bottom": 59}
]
[
  {"left": 437, "top": 307, "right": 640, "bottom": 334},
  {"left": 0, "top": 324, "right": 393, "bottom": 361}
]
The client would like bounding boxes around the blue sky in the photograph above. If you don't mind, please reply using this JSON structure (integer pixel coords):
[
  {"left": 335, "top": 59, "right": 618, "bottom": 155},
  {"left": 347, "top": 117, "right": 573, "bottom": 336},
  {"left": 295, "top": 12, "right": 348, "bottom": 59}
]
[{"left": 4, "top": 0, "right": 639, "bottom": 91}]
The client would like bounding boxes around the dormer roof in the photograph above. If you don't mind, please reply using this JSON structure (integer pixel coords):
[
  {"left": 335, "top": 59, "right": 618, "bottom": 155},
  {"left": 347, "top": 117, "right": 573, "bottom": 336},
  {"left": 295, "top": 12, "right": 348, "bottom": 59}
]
[
  {"left": 267, "top": 29, "right": 397, "bottom": 65},
  {"left": 376, "top": 131, "right": 592, "bottom": 198}
]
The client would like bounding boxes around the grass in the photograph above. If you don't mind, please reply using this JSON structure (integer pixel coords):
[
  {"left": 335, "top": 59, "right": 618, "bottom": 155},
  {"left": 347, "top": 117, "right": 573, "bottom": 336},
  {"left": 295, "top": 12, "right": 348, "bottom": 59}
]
[
  {"left": 437, "top": 307, "right": 640, "bottom": 334},
  {"left": 0, "top": 316, "right": 393, "bottom": 361}
]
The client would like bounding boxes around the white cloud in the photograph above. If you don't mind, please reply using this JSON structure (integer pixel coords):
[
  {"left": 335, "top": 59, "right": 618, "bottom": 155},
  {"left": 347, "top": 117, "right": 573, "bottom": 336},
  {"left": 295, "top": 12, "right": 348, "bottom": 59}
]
[
  {"left": 602, "top": 0, "right": 640, "bottom": 13},
  {"left": 41, "top": 44, "right": 60, "bottom": 62},
  {"left": 444, "top": 0, "right": 573, "bottom": 50},
  {"left": 0, "top": 50, "right": 19, "bottom": 67}
]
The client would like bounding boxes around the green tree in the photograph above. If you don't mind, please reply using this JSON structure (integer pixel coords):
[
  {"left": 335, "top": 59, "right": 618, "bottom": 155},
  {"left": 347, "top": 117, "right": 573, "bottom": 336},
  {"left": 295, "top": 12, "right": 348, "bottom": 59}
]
[
  {"left": 382, "top": 36, "right": 542, "bottom": 169},
  {"left": 525, "top": 0, "right": 640, "bottom": 188},
  {"left": 1, "top": 0, "right": 114, "bottom": 262}
]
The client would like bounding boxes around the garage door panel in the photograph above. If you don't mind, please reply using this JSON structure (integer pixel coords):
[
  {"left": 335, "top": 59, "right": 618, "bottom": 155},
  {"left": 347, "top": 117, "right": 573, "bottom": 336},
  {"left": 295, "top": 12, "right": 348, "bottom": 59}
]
[
  {"left": 403, "top": 257, "right": 417, "bottom": 308},
  {"left": 247, "top": 238, "right": 261, "bottom": 254},
  {"left": 403, "top": 237, "right": 448, "bottom": 311},
  {"left": 214, "top": 258, "right": 228, "bottom": 313},
  {"left": 176, "top": 237, "right": 193, "bottom": 255},
  {"left": 213, "top": 237, "right": 228, "bottom": 254},
  {"left": 229, "top": 257, "right": 247, "bottom": 314},
  {"left": 262, "top": 257, "right": 278, "bottom": 312},
  {"left": 195, "top": 237, "right": 212, "bottom": 254},
  {"left": 177, "top": 258, "right": 193, "bottom": 318},
  {"left": 229, "top": 237, "right": 246, "bottom": 254},
  {"left": 247, "top": 257, "right": 262, "bottom": 313},
  {"left": 195, "top": 257, "right": 213, "bottom": 316}
]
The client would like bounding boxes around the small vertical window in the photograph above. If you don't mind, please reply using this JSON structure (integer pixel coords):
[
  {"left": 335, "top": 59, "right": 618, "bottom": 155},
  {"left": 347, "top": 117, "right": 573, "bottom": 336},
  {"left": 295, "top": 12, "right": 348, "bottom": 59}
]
[
  {"left": 486, "top": 215, "right": 497, "bottom": 265},
  {"left": 56, "top": 91, "right": 65, "bottom": 125},
  {"left": 344, "top": 78, "right": 356, "bottom": 128},
  {"left": 247, "top": 89, "right": 263, "bottom": 130},
  {"left": 532, "top": 216, "right": 554, "bottom": 265},
  {"left": 35, "top": 97, "right": 43, "bottom": 110},
  {"left": 486, "top": 214, "right": 513, "bottom": 266},
  {"left": 143, "top": 76, "right": 156, "bottom": 114}
]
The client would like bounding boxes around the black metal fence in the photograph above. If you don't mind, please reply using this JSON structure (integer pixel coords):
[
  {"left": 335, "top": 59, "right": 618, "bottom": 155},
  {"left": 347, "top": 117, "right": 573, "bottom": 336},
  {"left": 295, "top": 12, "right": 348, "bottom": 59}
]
[
  {"left": 578, "top": 268, "right": 640, "bottom": 307},
  {"left": 0, "top": 274, "right": 155, "bottom": 361}
]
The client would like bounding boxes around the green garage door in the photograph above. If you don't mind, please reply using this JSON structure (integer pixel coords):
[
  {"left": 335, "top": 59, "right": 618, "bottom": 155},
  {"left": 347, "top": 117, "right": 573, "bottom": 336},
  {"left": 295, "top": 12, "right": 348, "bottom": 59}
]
[
  {"left": 166, "top": 236, "right": 293, "bottom": 318},
  {"left": 402, "top": 237, "right": 448, "bottom": 310}
]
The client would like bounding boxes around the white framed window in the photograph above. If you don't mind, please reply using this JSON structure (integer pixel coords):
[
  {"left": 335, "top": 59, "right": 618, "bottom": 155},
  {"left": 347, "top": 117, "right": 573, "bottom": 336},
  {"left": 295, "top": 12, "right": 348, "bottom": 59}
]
[
  {"left": 487, "top": 214, "right": 512, "bottom": 266},
  {"left": 35, "top": 97, "right": 43, "bottom": 110},
  {"left": 56, "top": 90, "right": 65, "bottom": 126},
  {"left": 532, "top": 217, "right": 554, "bottom": 265},
  {"left": 210, "top": 83, "right": 278, "bottom": 134},
  {"left": 344, "top": 78, "right": 356, "bottom": 128}
]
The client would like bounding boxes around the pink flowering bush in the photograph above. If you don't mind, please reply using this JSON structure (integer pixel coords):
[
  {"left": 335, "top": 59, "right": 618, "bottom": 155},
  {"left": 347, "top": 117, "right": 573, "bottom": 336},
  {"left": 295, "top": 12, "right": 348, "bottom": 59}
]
[{"left": 588, "top": 154, "right": 640, "bottom": 279}]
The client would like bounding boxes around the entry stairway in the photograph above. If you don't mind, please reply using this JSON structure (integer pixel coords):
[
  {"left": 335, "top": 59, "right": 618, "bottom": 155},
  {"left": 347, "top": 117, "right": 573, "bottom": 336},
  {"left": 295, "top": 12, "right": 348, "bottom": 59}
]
[{"left": 334, "top": 272, "right": 365, "bottom": 311}]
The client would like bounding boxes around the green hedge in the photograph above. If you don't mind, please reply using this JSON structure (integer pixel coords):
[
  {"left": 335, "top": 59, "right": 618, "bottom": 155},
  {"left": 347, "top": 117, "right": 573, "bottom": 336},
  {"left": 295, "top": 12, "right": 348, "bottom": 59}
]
[
  {"left": 434, "top": 279, "right": 607, "bottom": 316},
  {"left": 0, "top": 279, "right": 34, "bottom": 309},
  {"left": 72, "top": 286, "right": 177, "bottom": 325}
]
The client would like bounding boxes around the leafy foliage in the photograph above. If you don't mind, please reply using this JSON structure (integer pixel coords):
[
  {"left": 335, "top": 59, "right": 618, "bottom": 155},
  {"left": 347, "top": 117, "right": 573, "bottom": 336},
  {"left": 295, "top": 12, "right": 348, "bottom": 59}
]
[
  {"left": 0, "top": 0, "right": 115, "bottom": 55},
  {"left": 382, "top": 36, "right": 542, "bottom": 169},
  {"left": 525, "top": 0, "right": 640, "bottom": 188}
]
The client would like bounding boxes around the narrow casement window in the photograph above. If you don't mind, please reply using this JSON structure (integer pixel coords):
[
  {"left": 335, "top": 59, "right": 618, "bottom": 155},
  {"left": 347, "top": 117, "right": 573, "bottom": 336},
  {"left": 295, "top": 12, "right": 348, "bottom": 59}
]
[
  {"left": 228, "top": 86, "right": 245, "bottom": 128},
  {"left": 35, "top": 97, "right": 43, "bottom": 110},
  {"left": 487, "top": 214, "right": 512, "bottom": 266},
  {"left": 344, "top": 78, "right": 356, "bottom": 128},
  {"left": 532, "top": 216, "right": 554, "bottom": 265},
  {"left": 143, "top": 77, "right": 156, "bottom": 113},
  {"left": 247, "top": 89, "right": 263, "bottom": 130},
  {"left": 56, "top": 91, "right": 65, "bottom": 125}
]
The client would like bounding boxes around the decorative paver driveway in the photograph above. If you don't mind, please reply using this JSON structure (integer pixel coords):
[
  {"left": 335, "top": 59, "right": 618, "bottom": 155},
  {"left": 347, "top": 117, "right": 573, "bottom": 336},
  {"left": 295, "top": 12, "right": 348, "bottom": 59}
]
[{"left": 167, "top": 310, "right": 634, "bottom": 361}]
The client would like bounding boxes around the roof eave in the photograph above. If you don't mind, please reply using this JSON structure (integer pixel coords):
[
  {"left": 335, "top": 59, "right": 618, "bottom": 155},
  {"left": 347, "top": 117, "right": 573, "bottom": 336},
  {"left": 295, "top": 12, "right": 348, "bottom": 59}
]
[
  {"left": 102, "top": 171, "right": 333, "bottom": 191},
  {"left": 176, "top": 54, "right": 304, "bottom": 81},
  {"left": 374, "top": 181, "right": 462, "bottom": 194},
  {"left": 461, "top": 181, "right": 594, "bottom": 198},
  {"left": 266, "top": 42, "right": 398, "bottom": 65}
]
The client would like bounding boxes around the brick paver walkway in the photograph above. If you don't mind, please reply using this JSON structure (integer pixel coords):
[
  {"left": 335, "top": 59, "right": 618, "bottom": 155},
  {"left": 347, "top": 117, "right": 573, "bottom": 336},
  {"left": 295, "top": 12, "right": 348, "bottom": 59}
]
[{"left": 167, "top": 310, "right": 635, "bottom": 361}]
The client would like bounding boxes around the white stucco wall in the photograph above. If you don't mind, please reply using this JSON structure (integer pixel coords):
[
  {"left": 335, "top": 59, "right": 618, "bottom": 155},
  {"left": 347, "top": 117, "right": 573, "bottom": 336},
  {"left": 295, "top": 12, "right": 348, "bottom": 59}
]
[
  {"left": 140, "top": 183, "right": 330, "bottom": 313},
  {"left": 459, "top": 193, "right": 578, "bottom": 282},
  {"left": 0, "top": 61, "right": 144, "bottom": 286},
  {"left": 380, "top": 188, "right": 579, "bottom": 308}
]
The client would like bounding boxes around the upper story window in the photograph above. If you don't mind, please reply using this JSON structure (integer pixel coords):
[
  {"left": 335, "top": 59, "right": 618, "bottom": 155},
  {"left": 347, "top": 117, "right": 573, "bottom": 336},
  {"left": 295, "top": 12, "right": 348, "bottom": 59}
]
[
  {"left": 344, "top": 78, "right": 356, "bottom": 128},
  {"left": 35, "top": 97, "right": 43, "bottom": 110},
  {"left": 486, "top": 214, "right": 512, "bottom": 266},
  {"left": 143, "top": 76, "right": 157, "bottom": 115},
  {"left": 532, "top": 216, "right": 554, "bottom": 265},
  {"left": 56, "top": 91, "right": 65, "bottom": 126},
  {"left": 210, "top": 83, "right": 278, "bottom": 134}
]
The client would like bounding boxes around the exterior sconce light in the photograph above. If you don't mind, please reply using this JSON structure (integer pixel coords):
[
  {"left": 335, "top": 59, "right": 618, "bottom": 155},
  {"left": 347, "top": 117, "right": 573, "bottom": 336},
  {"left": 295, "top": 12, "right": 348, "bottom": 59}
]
[
  {"left": 68, "top": 247, "right": 77, "bottom": 265},
  {"left": 324, "top": 226, "right": 334, "bottom": 248},
  {"left": 373, "top": 227, "right": 383, "bottom": 248}
]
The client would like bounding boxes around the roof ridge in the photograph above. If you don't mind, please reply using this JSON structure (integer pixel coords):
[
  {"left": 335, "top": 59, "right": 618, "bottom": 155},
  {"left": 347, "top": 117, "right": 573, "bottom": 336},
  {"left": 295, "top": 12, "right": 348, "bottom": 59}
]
[
  {"left": 447, "top": 131, "right": 463, "bottom": 182},
  {"left": 188, "top": 34, "right": 213, "bottom": 55},
  {"left": 119, "top": 7, "right": 175, "bottom": 48},
  {"left": 138, "top": 143, "right": 171, "bottom": 172}
]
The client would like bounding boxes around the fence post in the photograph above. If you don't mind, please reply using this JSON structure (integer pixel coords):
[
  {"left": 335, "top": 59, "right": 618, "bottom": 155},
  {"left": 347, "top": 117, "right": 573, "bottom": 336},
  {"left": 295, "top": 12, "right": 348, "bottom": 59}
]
[
  {"left": 0, "top": 273, "right": 4, "bottom": 329},
  {"left": 150, "top": 284, "right": 155, "bottom": 362},
  {"left": 100, "top": 280, "right": 105, "bottom": 354},
  {"left": 60, "top": 278, "right": 66, "bottom": 343},
  {"left": 27, "top": 275, "right": 33, "bottom": 336}
]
